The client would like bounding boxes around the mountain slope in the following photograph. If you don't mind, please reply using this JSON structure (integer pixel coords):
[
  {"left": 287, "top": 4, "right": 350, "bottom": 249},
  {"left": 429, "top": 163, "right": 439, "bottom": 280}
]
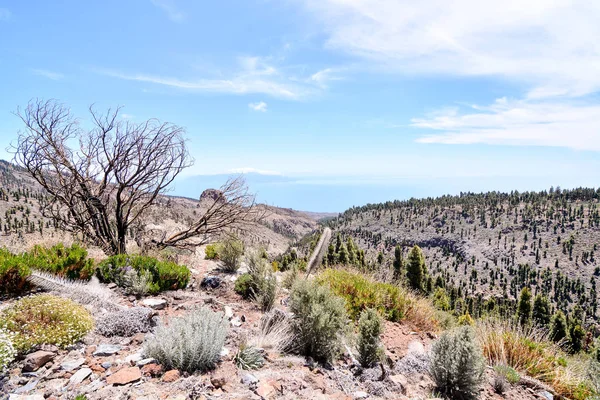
[{"left": 331, "top": 189, "right": 600, "bottom": 322}]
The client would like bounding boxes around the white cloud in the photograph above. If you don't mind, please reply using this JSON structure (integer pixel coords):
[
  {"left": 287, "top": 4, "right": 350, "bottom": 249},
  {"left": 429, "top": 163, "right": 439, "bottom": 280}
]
[
  {"left": 300, "top": 0, "right": 600, "bottom": 99},
  {"left": 31, "top": 69, "right": 63, "bottom": 80},
  {"left": 412, "top": 98, "right": 600, "bottom": 151},
  {"left": 94, "top": 56, "right": 324, "bottom": 99},
  {"left": 310, "top": 67, "right": 343, "bottom": 88},
  {"left": 228, "top": 167, "right": 282, "bottom": 176},
  {"left": 248, "top": 101, "right": 268, "bottom": 112},
  {"left": 150, "top": 0, "right": 184, "bottom": 22},
  {"left": 120, "top": 113, "right": 134, "bottom": 119},
  {"left": 0, "top": 8, "right": 10, "bottom": 21}
]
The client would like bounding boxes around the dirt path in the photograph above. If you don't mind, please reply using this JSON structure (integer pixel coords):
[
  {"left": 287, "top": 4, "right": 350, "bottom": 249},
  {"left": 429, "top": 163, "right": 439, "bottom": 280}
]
[{"left": 305, "top": 227, "right": 332, "bottom": 277}]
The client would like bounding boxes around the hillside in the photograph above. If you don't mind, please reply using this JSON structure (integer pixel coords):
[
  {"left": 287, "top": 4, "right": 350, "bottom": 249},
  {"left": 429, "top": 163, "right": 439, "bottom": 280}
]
[
  {"left": 330, "top": 189, "right": 600, "bottom": 323},
  {"left": 0, "top": 160, "right": 321, "bottom": 257}
]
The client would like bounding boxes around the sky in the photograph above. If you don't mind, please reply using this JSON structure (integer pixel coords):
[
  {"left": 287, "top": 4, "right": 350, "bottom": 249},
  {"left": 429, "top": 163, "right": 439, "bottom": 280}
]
[{"left": 0, "top": 0, "right": 599, "bottom": 212}]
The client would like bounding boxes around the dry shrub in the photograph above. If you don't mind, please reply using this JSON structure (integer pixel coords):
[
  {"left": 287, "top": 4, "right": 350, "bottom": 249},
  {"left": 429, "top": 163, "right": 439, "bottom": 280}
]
[
  {"left": 248, "top": 309, "right": 295, "bottom": 354},
  {"left": 476, "top": 319, "right": 598, "bottom": 400}
]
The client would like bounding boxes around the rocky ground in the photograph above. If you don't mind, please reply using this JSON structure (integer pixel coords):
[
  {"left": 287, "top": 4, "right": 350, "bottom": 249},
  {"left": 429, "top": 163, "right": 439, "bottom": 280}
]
[{"left": 0, "top": 251, "right": 556, "bottom": 400}]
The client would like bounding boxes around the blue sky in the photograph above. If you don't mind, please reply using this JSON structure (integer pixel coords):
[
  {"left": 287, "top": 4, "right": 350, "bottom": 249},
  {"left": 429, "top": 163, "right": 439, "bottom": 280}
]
[{"left": 0, "top": 1, "right": 599, "bottom": 212}]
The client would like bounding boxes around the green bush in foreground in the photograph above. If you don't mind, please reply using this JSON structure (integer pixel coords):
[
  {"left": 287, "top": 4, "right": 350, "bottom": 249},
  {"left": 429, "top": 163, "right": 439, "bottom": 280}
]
[
  {"left": 97, "top": 254, "right": 190, "bottom": 293},
  {"left": 430, "top": 326, "right": 485, "bottom": 400},
  {"left": 29, "top": 243, "right": 94, "bottom": 280},
  {"left": 289, "top": 279, "right": 348, "bottom": 363},
  {"left": 0, "top": 294, "right": 93, "bottom": 353},
  {"left": 219, "top": 236, "right": 244, "bottom": 272},
  {"left": 357, "top": 308, "right": 383, "bottom": 367},
  {"left": 0, "top": 249, "right": 31, "bottom": 295},
  {"left": 144, "top": 307, "right": 228, "bottom": 373}
]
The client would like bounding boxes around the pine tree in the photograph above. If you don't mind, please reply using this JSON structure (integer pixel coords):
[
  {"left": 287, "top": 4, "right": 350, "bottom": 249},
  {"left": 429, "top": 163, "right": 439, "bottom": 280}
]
[
  {"left": 393, "top": 245, "right": 403, "bottom": 280},
  {"left": 406, "top": 245, "right": 427, "bottom": 292},
  {"left": 532, "top": 294, "right": 551, "bottom": 327},
  {"left": 338, "top": 243, "right": 349, "bottom": 264},
  {"left": 517, "top": 287, "right": 532, "bottom": 326},
  {"left": 550, "top": 311, "right": 568, "bottom": 342}
]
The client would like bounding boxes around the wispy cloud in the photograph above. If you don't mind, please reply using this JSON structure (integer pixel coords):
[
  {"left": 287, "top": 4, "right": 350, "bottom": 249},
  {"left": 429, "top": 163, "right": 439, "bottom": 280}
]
[
  {"left": 300, "top": 0, "right": 600, "bottom": 99},
  {"left": 120, "top": 113, "right": 134, "bottom": 120},
  {"left": 412, "top": 98, "right": 600, "bottom": 151},
  {"left": 150, "top": 0, "right": 184, "bottom": 22},
  {"left": 310, "top": 67, "right": 344, "bottom": 88},
  {"left": 31, "top": 69, "right": 64, "bottom": 80},
  {"left": 248, "top": 101, "right": 268, "bottom": 112},
  {"left": 228, "top": 167, "right": 282, "bottom": 176},
  {"left": 299, "top": 0, "right": 600, "bottom": 151},
  {"left": 0, "top": 8, "right": 10, "bottom": 21},
  {"left": 93, "top": 56, "right": 324, "bottom": 99}
]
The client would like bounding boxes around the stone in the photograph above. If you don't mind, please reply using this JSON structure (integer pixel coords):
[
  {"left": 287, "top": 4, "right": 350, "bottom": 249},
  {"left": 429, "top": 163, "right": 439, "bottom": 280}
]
[
  {"left": 107, "top": 283, "right": 117, "bottom": 289},
  {"left": 93, "top": 344, "right": 122, "bottom": 357},
  {"left": 69, "top": 368, "right": 92, "bottom": 385},
  {"left": 162, "top": 369, "right": 180, "bottom": 382},
  {"left": 85, "top": 345, "right": 97, "bottom": 356},
  {"left": 137, "top": 358, "right": 157, "bottom": 366},
  {"left": 142, "top": 298, "right": 167, "bottom": 310},
  {"left": 224, "top": 306, "right": 234, "bottom": 319},
  {"left": 353, "top": 392, "right": 369, "bottom": 399},
  {"left": 141, "top": 363, "right": 163, "bottom": 377},
  {"left": 22, "top": 351, "right": 55, "bottom": 372},
  {"left": 125, "top": 352, "right": 143, "bottom": 365},
  {"left": 44, "top": 378, "right": 67, "bottom": 392},
  {"left": 8, "top": 395, "right": 45, "bottom": 400},
  {"left": 241, "top": 373, "right": 259, "bottom": 385},
  {"left": 101, "top": 362, "right": 113, "bottom": 369},
  {"left": 256, "top": 381, "right": 276, "bottom": 399},
  {"left": 106, "top": 366, "right": 142, "bottom": 385},
  {"left": 230, "top": 317, "right": 243, "bottom": 327},
  {"left": 537, "top": 391, "right": 554, "bottom": 400},
  {"left": 13, "top": 380, "right": 38, "bottom": 394},
  {"left": 131, "top": 333, "right": 146, "bottom": 346},
  {"left": 60, "top": 358, "right": 85, "bottom": 372},
  {"left": 211, "top": 376, "right": 227, "bottom": 389},
  {"left": 220, "top": 347, "right": 230, "bottom": 357},
  {"left": 201, "top": 276, "right": 221, "bottom": 289}
]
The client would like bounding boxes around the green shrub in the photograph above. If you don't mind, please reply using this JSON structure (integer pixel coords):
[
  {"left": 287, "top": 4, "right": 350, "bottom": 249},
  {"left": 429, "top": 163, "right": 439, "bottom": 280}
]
[
  {"left": 430, "top": 326, "right": 485, "bottom": 400},
  {"left": 0, "top": 249, "right": 31, "bottom": 295},
  {"left": 219, "top": 236, "right": 244, "bottom": 272},
  {"left": 234, "top": 342, "right": 265, "bottom": 370},
  {"left": 97, "top": 254, "right": 190, "bottom": 293},
  {"left": 234, "top": 273, "right": 257, "bottom": 299},
  {"left": 0, "top": 328, "right": 16, "bottom": 372},
  {"left": 357, "top": 308, "right": 383, "bottom": 367},
  {"left": 494, "top": 364, "right": 520, "bottom": 384},
  {"left": 0, "top": 294, "right": 94, "bottom": 353},
  {"left": 144, "top": 307, "right": 228, "bottom": 373},
  {"left": 289, "top": 279, "right": 348, "bottom": 363},
  {"left": 29, "top": 243, "right": 94, "bottom": 280},
  {"left": 318, "top": 268, "right": 438, "bottom": 331},
  {"left": 247, "top": 251, "right": 277, "bottom": 312},
  {"left": 205, "top": 244, "right": 219, "bottom": 260}
]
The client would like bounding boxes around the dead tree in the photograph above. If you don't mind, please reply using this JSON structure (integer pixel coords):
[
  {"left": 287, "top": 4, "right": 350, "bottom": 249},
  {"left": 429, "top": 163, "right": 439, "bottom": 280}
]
[
  {"left": 13, "top": 99, "right": 262, "bottom": 255},
  {"left": 151, "top": 175, "right": 266, "bottom": 250}
]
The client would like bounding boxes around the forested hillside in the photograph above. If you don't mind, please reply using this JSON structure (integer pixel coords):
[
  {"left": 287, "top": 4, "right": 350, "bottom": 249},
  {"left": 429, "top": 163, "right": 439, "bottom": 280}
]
[{"left": 329, "top": 188, "right": 600, "bottom": 327}]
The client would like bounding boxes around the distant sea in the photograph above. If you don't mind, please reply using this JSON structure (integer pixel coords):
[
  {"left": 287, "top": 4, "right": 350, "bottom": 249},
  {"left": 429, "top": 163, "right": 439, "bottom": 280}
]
[{"left": 171, "top": 173, "right": 596, "bottom": 213}]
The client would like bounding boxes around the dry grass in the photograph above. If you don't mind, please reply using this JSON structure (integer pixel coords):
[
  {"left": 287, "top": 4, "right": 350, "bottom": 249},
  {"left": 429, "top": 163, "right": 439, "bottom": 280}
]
[
  {"left": 475, "top": 319, "right": 598, "bottom": 400},
  {"left": 248, "top": 309, "right": 295, "bottom": 354}
]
